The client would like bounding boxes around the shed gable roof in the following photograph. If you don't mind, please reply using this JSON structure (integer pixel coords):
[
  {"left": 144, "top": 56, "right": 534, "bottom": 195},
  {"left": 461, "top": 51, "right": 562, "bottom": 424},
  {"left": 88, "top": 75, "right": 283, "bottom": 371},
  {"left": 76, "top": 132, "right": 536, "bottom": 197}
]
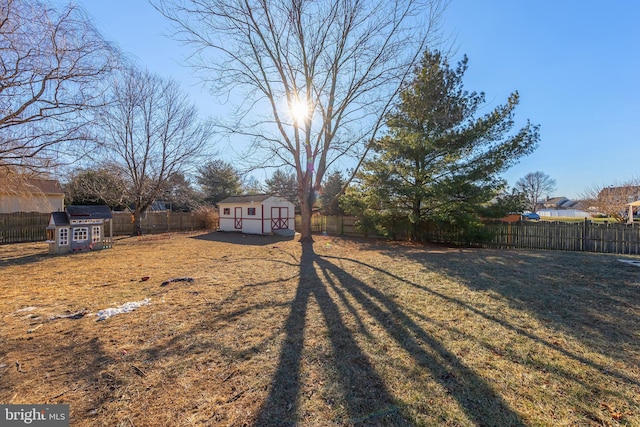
[{"left": 218, "top": 194, "right": 274, "bottom": 204}]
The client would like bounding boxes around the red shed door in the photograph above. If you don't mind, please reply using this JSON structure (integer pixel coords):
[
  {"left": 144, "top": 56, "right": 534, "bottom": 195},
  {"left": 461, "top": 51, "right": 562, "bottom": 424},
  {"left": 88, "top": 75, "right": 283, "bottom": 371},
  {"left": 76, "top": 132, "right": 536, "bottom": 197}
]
[
  {"left": 271, "top": 207, "right": 288, "bottom": 230},
  {"left": 234, "top": 207, "right": 242, "bottom": 229}
]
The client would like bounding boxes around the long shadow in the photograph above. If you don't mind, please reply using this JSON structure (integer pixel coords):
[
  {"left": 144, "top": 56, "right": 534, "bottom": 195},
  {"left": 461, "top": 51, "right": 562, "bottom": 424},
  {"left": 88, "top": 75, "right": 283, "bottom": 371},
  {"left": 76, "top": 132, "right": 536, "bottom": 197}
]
[
  {"left": 314, "top": 253, "right": 526, "bottom": 426},
  {"left": 253, "top": 244, "right": 526, "bottom": 426},
  {"left": 192, "top": 231, "right": 295, "bottom": 246},
  {"left": 0, "top": 251, "right": 48, "bottom": 268},
  {"left": 322, "top": 252, "right": 640, "bottom": 389},
  {"left": 253, "top": 243, "right": 411, "bottom": 426},
  {"left": 0, "top": 324, "right": 117, "bottom": 422},
  {"left": 396, "top": 248, "right": 640, "bottom": 368}
]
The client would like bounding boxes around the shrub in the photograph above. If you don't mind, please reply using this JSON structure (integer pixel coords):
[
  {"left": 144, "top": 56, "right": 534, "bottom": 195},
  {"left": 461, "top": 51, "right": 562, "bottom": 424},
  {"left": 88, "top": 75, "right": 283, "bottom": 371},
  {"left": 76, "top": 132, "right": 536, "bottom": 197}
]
[{"left": 194, "top": 206, "right": 219, "bottom": 230}]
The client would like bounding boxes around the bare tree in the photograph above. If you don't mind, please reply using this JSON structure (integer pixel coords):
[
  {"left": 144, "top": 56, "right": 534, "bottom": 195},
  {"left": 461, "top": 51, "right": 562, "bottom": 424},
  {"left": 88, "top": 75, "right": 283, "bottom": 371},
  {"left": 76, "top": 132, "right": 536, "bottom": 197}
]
[
  {"left": 64, "top": 165, "right": 128, "bottom": 209},
  {"left": 96, "top": 67, "right": 215, "bottom": 234},
  {"left": 0, "top": 0, "right": 116, "bottom": 174},
  {"left": 579, "top": 177, "right": 640, "bottom": 222},
  {"left": 515, "top": 171, "right": 556, "bottom": 213},
  {"left": 153, "top": 0, "right": 446, "bottom": 243}
]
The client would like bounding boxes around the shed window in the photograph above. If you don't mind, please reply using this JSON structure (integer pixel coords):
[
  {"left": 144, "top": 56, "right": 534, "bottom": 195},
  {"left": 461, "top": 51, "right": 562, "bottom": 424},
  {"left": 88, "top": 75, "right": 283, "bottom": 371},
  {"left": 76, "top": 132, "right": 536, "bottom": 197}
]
[
  {"left": 223, "top": 208, "right": 230, "bottom": 215},
  {"left": 247, "top": 207, "right": 256, "bottom": 216},
  {"left": 73, "top": 227, "right": 88, "bottom": 241},
  {"left": 59, "top": 228, "right": 69, "bottom": 246},
  {"left": 92, "top": 226, "right": 101, "bottom": 243}
]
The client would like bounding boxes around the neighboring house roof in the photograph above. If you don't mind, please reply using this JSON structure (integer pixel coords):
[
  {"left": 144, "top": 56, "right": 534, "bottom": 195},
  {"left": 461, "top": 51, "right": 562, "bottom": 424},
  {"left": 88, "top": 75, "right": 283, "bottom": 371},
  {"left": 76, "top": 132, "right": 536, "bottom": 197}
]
[
  {"left": 541, "top": 196, "right": 585, "bottom": 210},
  {"left": 28, "top": 178, "right": 63, "bottom": 195},
  {"left": 66, "top": 205, "right": 113, "bottom": 219},
  {"left": 149, "top": 201, "right": 168, "bottom": 211},
  {"left": 218, "top": 194, "right": 277, "bottom": 204},
  {"left": 598, "top": 185, "right": 640, "bottom": 198},
  {"left": 544, "top": 197, "right": 568, "bottom": 205},
  {"left": 0, "top": 178, "right": 63, "bottom": 195}
]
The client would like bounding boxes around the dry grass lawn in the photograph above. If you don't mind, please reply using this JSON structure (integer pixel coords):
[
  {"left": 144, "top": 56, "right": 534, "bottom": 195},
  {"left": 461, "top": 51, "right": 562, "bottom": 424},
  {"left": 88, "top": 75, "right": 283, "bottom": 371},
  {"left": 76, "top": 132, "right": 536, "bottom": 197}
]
[{"left": 0, "top": 232, "right": 639, "bottom": 426}]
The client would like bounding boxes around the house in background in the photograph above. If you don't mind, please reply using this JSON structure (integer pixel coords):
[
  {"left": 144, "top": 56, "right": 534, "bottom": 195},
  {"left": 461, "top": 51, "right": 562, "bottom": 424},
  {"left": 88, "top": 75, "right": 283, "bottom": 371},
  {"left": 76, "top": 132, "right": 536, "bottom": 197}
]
[
  {"left": 46, "top": 205, "right": 113, "bottom": 255},
  {"left": 218, "top": 194, "right": 295, "bottom": 235},
  {"left": 536, "top": 196, "right": 590, "bottom": 218},
  {"left": 597, "top": 186, "right": 640, "bottom": 205},
  {"left": 0, "top": 178, "right": 64, "bottom": 213}
]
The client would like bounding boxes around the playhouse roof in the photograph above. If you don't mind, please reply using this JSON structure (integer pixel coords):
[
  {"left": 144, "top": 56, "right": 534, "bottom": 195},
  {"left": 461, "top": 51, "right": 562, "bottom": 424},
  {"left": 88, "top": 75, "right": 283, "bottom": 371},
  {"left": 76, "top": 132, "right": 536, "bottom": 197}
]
[
  {"left": 50, "top": 205, "right": 113, "bottom": 226},
  {"left": 50, "top": 211, "right": 70, "bottom": 226},
  {"left": 66, "top": 205, "right": 113, "bottom": 219},
  {"left": 218, "top": 194, "right": 277, "bottom": 204}
]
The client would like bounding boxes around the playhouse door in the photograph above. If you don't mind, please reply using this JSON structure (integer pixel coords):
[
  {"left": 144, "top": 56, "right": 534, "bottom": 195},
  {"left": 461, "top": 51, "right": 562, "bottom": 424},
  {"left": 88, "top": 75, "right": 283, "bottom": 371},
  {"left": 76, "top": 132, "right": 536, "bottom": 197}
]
[
  {"left": 271, "top": 207, "right": 288, "bottom": 230},
  {"left": 234, "top": 207, "right": 242, "bottom": 229}
]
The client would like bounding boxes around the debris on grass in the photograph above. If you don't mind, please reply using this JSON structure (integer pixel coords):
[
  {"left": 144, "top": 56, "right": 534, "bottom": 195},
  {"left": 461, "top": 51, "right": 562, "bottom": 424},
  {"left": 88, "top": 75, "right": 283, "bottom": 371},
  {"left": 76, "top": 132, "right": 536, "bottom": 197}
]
[
  {"left": 96, "top": 298, "right": 151, "bottom": 321},
  {"left": 26, "top": 324, "right": 43, "bottom": 333},
  {"left": 13, "top": 307, "right": 37, "bottom": 315},
  {"left": 49, "top": 308, "right": 90, "bottom": 321},
  {"left": 617, "top": 259, "right": 640, "bottom": 267},
  {"left": 160, "top": 277, "right": 194, "bottom": 287},
  {"left": 131, "top": 365, "right": 146, "bottom": 377}
]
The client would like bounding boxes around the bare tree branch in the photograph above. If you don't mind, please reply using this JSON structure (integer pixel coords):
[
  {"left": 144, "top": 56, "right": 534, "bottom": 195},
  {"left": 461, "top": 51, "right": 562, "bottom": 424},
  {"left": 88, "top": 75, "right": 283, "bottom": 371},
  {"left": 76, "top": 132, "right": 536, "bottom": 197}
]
[
  {"left": 95, "top": 67, "right": 215, "bottom": 234},
  {"left": 579, "top": 176, "right": 640, "bottom": 222},
  {"left": 153, "top": 0, "right": 447, "bottom": 242},
  {"left": 514, "top": 171, "right": 556, "bottom": 213},
  {"left": 0, "top": 0, "right": 117, "bottom": 173}
]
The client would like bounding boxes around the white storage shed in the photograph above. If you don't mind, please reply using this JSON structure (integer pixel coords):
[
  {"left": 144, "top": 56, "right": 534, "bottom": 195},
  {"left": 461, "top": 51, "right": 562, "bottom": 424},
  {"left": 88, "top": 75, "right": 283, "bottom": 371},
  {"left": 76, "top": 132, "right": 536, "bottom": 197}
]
[{"left": 218, "top": 194, "right": 295, "bottom": 235}]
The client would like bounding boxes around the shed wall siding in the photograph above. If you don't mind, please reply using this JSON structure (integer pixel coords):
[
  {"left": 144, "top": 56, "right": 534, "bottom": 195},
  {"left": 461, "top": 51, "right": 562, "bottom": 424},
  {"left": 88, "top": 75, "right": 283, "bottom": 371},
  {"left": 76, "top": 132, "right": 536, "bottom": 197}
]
[{"left": 218, "top": 197, "right": 295, "bottom": 234}]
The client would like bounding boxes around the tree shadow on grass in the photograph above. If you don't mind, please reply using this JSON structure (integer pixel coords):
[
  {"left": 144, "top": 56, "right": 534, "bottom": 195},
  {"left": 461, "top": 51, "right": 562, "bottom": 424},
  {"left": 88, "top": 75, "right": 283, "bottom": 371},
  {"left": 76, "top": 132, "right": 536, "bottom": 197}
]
[
  {"left": 0, "top": 250, "right": 48, "bottom": 268},
  {"left": 253, "top": 243, "right": 526, "bottom": 426},
  {"left": 396, "top": 248, "right": 640, "bottom": 377},
  {"left": 0, "top": 325, "right": 118, "bottom": 422},
  {"left": 192, "top": 231, "right": 295, "bottom": 246}
]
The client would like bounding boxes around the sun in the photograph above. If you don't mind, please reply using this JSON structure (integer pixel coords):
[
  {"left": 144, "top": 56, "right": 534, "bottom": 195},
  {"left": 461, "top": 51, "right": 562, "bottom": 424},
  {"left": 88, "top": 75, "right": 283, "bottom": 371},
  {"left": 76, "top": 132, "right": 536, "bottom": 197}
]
[{"left": 289, "top": 97, "right": 309, "bottom": 125}]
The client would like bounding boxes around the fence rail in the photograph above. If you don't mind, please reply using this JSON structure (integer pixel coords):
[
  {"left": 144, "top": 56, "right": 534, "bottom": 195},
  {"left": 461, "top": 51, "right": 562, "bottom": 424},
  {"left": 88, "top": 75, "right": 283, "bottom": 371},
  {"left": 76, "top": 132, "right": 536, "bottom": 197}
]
[
  {"left": 297, "top": 215, "right": 640, "bottom": 255},
  {"left": 0, "top": 211, "right": 211, "bottom": 244}
]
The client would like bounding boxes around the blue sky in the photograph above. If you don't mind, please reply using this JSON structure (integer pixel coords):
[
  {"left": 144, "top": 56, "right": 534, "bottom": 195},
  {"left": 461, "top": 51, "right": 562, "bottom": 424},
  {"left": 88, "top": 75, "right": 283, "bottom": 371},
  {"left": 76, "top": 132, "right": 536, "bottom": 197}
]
[{"left": 58, "top": 0, "right": 639, "bottom": 199}]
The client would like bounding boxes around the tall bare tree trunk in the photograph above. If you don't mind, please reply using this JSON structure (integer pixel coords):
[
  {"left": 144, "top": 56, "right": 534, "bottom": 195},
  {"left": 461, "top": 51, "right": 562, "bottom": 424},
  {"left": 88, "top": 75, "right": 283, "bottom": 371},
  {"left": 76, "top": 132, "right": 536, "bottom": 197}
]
[{"left": 132, "top": 209, "right": 144, "bottom": 236}]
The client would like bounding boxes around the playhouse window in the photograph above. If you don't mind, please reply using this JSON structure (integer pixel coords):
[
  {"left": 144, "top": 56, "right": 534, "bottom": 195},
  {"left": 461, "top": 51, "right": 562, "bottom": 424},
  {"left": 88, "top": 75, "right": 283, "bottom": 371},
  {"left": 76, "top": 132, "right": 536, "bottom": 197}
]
[
  {"left": 247, "top": 208, "right": 256, "bottom": 216},
  {"left": 92, "top": 226, "right": 101, "bottom": 243},
  {"left": 73, "top": 227, "right": 88, "bottom": 241},
  {"left": 59, "top": 228, "right": 69, "bottom": 246},
  {"left": 223, "top": 208, "right": 230, "bottom": 215}
]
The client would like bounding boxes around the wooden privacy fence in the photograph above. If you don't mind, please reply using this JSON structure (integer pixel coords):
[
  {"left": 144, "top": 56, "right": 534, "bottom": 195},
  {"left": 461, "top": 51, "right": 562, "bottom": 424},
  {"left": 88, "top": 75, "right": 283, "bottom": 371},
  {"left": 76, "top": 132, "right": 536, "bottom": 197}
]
[
  {"left": 484, "top": 220, "right": 640, "bottom": 254},
  {"left": 0, "top": 211, "right": 212, "bottom": 244},
  {"left": 0, "top": 212, "right": 49, "bottom": 243},
  {"left": 297, "top": 215, "right": 640, "bottom": 255},
  {"left": 109, "top": 211, "right": 211, "bottom": 236},
  {"left": 297, "top": 214, "right": 369, "bottom": 237}
]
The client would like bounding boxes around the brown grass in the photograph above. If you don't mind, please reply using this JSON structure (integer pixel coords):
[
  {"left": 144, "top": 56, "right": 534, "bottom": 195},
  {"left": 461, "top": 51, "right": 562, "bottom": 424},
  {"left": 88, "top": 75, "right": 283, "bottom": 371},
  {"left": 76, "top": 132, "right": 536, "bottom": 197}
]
[{"left": 1, "top": 232, "right": 639, "bottom": 426}]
